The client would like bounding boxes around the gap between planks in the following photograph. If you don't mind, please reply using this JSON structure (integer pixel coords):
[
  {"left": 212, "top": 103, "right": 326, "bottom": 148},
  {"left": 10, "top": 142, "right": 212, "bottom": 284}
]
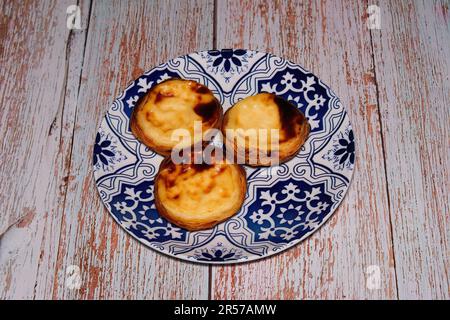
[
  {"left": 208, "top": 0, "right": 219, "bottom": 300},
  {"left": 366, "top": 0, "right": 399, "bottom": 299},
  {"left": 47, "top": 0, "right": 93, "bottom": 299}
]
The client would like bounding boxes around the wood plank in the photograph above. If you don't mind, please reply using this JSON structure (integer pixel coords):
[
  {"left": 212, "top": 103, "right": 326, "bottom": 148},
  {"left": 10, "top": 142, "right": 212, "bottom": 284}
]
[
  {"left": 51, "top": 0, "right": 214, "bottom": 299},
  {"left": 211, "top": 0, "right": 397, "bottom": 299},
  {"left": 371, "top": 0, "right": 450, "bottom": 299},
  {"left": 0, "top": 0, "right": 89, "bottom": 299}
]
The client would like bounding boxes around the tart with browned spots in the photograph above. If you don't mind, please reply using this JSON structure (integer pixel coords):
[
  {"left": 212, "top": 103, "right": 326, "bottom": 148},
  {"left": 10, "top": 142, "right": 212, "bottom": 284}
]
[
  {"left": 131, "top": 79, "right": 222, "bottom": 155},
  {"left": 222, "top": 93, "right": 310, "bottom": 166},
  {"left": 154, "top": 155, "right": 246, "bottom": 231}
]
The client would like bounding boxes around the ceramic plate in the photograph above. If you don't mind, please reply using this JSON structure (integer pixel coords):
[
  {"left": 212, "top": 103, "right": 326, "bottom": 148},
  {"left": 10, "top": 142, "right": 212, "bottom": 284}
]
[{"left": 93, "top": 49, "right": 355, "bottom": 264}]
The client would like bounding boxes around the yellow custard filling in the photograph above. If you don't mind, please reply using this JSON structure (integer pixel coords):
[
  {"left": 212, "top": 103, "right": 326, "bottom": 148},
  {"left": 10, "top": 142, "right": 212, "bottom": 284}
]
[
  {"left": 157, "top": 162, "right": 243, "bottom": 218},
  {"left": 222, "top": 93, "right": 310, "bottom": 165},
  {"left": 223, "top": 93, "right": 284, "bottom": 150},
  {"left": 132, "top": 79, "right": 221, "bottom": 150}
]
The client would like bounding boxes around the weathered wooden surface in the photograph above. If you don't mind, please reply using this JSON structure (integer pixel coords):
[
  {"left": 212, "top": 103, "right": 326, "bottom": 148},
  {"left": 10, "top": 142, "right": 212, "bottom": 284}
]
[
  {"left": 212, "top": 0, "right": 397, "bottom": 300},
  {"left": 371, "top": 0, "right": 450, "bottom": 299},
  {"left": 0, "top": 0, "right": 448, "bottom": 299},
  {"left": 0, "top": 0, "right": 213, "bottom": 299},
  {"left": 0, "top": 0, "right": 87, "bottom": 299},
  {"left": 55, "top": 0, "right": 213, "bottom": 300}
]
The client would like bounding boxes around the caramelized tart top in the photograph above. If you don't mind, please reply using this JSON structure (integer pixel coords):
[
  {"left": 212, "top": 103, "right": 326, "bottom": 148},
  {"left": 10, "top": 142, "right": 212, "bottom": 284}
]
[
  {"left": 156, "top": 158, "right": 245, "bottom": 218},
  {"left": 131, "top": 79, "right": 222, "bottom": 153},
  {"left": 222, "top": 93, "right": 310, "bottom": 161}
]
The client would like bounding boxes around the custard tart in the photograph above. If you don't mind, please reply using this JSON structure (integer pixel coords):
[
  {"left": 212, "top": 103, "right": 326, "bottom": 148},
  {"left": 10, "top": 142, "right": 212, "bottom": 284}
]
[
  {"left": 131, "top": 78, "right": 222, "bottom": 155},
  {"left": 154, "top": 156, "right": 247, "bottom": 231},
  {"left": 222, "top": 93, "right": 310, "bottom": 166}
]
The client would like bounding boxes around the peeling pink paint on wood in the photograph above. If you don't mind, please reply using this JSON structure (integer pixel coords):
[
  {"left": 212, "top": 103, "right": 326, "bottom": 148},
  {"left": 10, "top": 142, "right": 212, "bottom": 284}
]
[
  {"left": 0, "top": 0, "right": 213, "bottom": 300},
  {"left": 0, "top": 0, "right": 448, "bottom": 300},
  {"left": 51, "top": 0, "right": 213, "bottom": 300},
  {"left": 371, "top": 0, "right": 450, "bottom": 299},
  {"left": 211, "top": 0, "right": 397, "bottom": 300}
]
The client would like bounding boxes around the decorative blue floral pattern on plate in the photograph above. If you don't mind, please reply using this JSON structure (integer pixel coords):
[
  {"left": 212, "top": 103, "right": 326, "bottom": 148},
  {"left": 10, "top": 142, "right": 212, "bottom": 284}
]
[{"left": 93, "top": 50, "right": 355, "bottom": 264}]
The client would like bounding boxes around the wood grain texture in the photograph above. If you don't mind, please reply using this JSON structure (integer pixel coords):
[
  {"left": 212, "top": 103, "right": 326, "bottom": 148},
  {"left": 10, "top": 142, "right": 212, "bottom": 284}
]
[
  {"left": 371, "top": 0, "right": 450, "bottom": 299},
  {"left": 52, "top": 0, "right": 214, "bottom": 299},
  {"left": 211, "top": 0, "right": 397, "bottom": 299},
  {"left": 0, "top": 0, "right": 448, "bottom": 300},
  {"left": 0, "top": 0, "right": 214, "bottom": 299},
  {"left": 0, "top": 0, "right": 89, "bottom": 299}
]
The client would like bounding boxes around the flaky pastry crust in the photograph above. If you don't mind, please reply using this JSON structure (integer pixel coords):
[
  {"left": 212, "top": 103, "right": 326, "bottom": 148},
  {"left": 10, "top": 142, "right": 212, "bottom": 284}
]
[
  {"left": 131, "top": 78, "right": 223, "bottom": 156},
  {"left": 222, "top": 93, "right": 310, "bottom": 166},
  {"left": 154, "top": 157, "right": 247, "bottom": 231}
]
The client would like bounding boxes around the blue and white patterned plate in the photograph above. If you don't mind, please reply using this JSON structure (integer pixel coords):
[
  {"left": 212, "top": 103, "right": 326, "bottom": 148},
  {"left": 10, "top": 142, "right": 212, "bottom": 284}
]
[{"left": 93, "top": 49, "right": 355, "bottom": 264}]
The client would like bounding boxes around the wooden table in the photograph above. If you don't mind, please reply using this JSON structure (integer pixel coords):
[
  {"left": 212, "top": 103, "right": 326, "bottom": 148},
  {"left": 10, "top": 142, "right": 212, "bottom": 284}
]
[{"left": 0, "top": 0, "right": 448, "bottom": 300}]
